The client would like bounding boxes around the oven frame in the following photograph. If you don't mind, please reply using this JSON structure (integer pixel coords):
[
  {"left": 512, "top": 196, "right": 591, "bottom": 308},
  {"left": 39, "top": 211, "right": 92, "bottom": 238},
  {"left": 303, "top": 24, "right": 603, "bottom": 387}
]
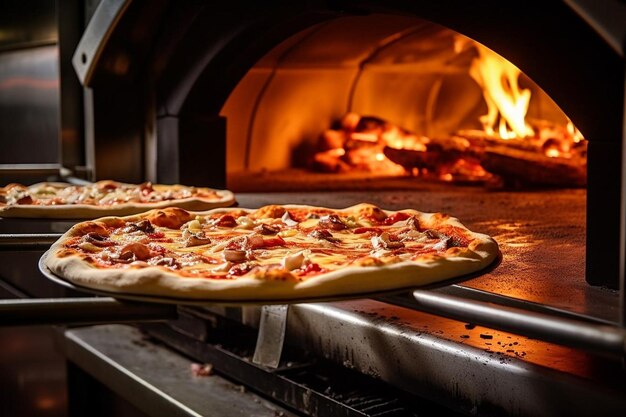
[{"left": 65, "top": 0, "right": 626, "bottom": 294}]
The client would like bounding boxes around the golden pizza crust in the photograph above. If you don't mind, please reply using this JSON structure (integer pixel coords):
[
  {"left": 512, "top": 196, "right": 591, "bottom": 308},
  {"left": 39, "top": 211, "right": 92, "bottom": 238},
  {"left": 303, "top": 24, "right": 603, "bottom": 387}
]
[
  {"left": 44, "top": 204, "right": 499, "bottom": 302},
  {"left": 0, "top": 182, "right": 235, "bottom": 219}
]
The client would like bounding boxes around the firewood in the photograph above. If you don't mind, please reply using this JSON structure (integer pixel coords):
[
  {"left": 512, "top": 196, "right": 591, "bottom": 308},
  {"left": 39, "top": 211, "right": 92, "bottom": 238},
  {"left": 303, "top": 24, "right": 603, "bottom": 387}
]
[{"left": 482, "top": 146, "right": 586, "bottom": 187}]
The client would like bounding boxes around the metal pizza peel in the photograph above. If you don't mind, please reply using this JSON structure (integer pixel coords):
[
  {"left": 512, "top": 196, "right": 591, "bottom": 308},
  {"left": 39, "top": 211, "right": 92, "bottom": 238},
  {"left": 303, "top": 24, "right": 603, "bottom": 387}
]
[{"left": 0, "top": 248, "right": 500, "bottom": 369}]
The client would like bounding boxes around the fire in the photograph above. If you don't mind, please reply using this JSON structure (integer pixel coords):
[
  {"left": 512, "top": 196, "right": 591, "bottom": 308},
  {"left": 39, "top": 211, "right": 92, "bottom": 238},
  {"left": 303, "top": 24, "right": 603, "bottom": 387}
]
[
  {"left": 309, "top": 38, "right": 587, "bottom": 187},
  {"left": 466, "top": 41, "right": 534, "bottom": 139}
]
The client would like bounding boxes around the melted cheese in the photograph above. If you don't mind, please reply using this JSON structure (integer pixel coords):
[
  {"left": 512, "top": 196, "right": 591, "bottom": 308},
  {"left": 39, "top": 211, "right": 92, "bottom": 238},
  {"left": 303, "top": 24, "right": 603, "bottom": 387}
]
[{"left": 73, "top": 207, "right": 462, "bottom": 280}]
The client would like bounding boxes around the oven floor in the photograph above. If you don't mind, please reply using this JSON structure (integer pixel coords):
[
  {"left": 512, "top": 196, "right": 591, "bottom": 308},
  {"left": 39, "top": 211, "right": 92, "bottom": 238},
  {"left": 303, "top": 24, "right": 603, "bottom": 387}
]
[{"left": 236, "top": 189, "right": 619, "bottom": 323}]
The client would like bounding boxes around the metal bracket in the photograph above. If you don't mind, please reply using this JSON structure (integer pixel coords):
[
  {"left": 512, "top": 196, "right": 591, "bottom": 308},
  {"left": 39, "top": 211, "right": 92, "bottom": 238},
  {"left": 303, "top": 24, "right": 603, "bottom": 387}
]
[
  {"left": 72, "top": 0, "right": 132, "bottom": 86},
  {"left": 252, "top": 305, "right": 289, "bottom": 369}
]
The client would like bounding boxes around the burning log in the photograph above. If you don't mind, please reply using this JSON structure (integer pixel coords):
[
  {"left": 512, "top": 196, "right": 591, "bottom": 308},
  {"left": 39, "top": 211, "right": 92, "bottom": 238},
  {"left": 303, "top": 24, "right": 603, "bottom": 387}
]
[
  {"left": 309, "top": 112, "right": 586, "bottom": 187},
  {"left": 482, "top": 145, "right": 587, "bottom": 187},
  {"left": 383, "top": 144, "right": 490, "bottom": 183},
  {"left": 455, "top": 127, "right": 587, "bottom": 187}
]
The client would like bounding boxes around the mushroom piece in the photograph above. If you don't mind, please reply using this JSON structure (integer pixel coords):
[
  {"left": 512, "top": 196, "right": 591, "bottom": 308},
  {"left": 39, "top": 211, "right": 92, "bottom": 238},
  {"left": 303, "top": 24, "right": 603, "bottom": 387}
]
[
  {"left": 309, "top": 229, "right": 340, "bottom": 243},
  {"left": 281, "top": 251, "right": 307, "bottom": 271},
  {"left": 82, "top": 232, "right": 115, "bottom": 247},
  {"left": 371, "top": 232, "right": 404, "bottom": 249},
  {"left": 317, "top": 214, "right": 347, "bottom": 230},
  {"left": 182, "top": 229, "right": 212, "bottom": 247},
  {"left": 123, "top": 219, "right": 155, "bottom": 233},
  {"left": 149, "top": 257, "right": 179, "bottom": 268},
  {"left": 281, "top": 211, "right": 298, "bottom": 226},
  {"left": 256, "top": 223, "right": 280, "bottom": 235}
]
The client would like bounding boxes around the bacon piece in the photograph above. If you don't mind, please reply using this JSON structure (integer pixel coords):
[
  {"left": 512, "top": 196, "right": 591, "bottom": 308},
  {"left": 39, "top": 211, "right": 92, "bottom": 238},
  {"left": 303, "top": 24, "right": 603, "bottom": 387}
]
[
  {"left": 258, "top": 236, "right": 286, "bottom": 248},
  {"left": 298, "top": 262, "right": 323, "bottom": 276},
  {"left": 242, "top": 234, "right": 286, "bottom": 250},
  {"left": 216, "top": 215, "right": 238, "bottom": 227}
]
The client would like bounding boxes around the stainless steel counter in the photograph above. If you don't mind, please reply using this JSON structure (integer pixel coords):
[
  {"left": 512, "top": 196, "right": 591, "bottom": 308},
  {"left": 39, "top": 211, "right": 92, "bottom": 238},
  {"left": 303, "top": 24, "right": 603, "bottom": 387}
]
[{"left": 57, "top": 325, "right": 295, "bottom": 417}]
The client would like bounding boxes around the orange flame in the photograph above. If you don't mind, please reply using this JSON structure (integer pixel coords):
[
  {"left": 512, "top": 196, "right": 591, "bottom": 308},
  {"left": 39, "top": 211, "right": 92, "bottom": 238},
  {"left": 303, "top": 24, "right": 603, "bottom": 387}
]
[{"left": 468, "top": 43, "right": 534, "bottom": 139}]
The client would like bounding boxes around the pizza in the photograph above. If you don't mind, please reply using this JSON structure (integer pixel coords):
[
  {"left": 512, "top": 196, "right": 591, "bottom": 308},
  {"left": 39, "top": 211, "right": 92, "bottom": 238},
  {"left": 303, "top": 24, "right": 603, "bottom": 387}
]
[
  {"left": 43, "top": 203, "right": 499, "bottom": 302},
  {"left": 0, "top": 181, "right": 235, "bottom": 218}
]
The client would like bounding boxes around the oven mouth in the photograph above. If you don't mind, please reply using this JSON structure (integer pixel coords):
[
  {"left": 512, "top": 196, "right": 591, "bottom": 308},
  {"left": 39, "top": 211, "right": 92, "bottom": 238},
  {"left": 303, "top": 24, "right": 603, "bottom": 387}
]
[{"left": 221, "top": 14, "right": 587, "bottom": 193}]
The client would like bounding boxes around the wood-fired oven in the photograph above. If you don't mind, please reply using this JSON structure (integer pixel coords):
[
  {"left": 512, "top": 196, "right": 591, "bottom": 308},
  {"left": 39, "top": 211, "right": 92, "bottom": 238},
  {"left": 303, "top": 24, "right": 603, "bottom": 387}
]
[{"left": 2, "top": 1, "right": 625, "bottom": 416}]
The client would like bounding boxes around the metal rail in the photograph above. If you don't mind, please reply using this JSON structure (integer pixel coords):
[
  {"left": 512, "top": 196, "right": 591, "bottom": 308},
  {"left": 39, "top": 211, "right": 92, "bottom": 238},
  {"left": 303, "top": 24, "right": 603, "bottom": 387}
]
[
  {"left": 0, "top": 234, "right": 63, "bottom": 251},
  {"left": 411, "top": 289, "right": 626, "bottom": 358},
  {"left": 0, "top": 297, "right": 177, "bottom": 326}
]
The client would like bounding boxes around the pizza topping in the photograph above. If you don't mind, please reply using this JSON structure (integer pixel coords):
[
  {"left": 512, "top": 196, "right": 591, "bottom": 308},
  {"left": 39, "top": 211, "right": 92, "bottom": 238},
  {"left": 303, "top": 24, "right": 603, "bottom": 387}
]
[
  {"left": 148, "top": 256, "right": 179, "bottom": 268},
  {"left": 139, "top": 182, "right": 154, "bottom": 195},
  {"left": 223, "top": 249, "right": 248, "bottom": 263},
  {"left": 406, "top": 216, "right": 420, "bottom": 230},
  {"left": 281, "top": 211, "right": 298, "bottom": 226},
  {"left": 309, "top": 228, "right": 340, "bottom": 243},
  {"left": 182, "top": 229, "right": 212, "bottom": 247},
  {"left": 48, "top": 203, "right": 491, "bottom": 293},
  {"left": 16, "top": 194, "right": 34, "bottom": 205},
  {"left": 235, "top": 216, "right": 256, "bottom": 229},
  {"left": 216, "top": 215, "right": 238, "bottom": 228},
  {"left": 82, "top": 232, "right": 115, "bottom": 248},
  {"left": 123, "top": 220, "right": 155, "bottom": 234},
  {"left": 281, "top": 251, "right": 308, "bottom": 271},
  {"left": 257, "top": 223, "right": 280, "bottom": 235},
  {"left": 211, "top": 262, "right": 232, "bottom": 273},
  {"left": 119, "top": 242, "right": 153, "bottom": 261},
  {"left": 318, "top": 214, "right": 347, "bottom": 230},
  {"left": 383, "top": 212, "right": 411, "bottom": 225},
  {"left": 298, "top": 262, "right": 323, "bottom": 276},
  {"left": 277, "top": 228, "right": 297, "bottom": 238},
  {"left": 228, "top": 263, "right": 253, "bottom": 276},
  {"left": 257, "top": 235, "right": 286, "bottom": 248},
  {"left": 371, "top": 232, "right": 405, "bottom": 250}
]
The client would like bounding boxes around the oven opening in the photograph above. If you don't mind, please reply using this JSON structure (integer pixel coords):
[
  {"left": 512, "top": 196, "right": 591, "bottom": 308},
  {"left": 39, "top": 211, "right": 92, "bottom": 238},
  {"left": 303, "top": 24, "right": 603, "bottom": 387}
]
[{"left": 221, "top": 15, "right": 587, "bottom": 192}]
